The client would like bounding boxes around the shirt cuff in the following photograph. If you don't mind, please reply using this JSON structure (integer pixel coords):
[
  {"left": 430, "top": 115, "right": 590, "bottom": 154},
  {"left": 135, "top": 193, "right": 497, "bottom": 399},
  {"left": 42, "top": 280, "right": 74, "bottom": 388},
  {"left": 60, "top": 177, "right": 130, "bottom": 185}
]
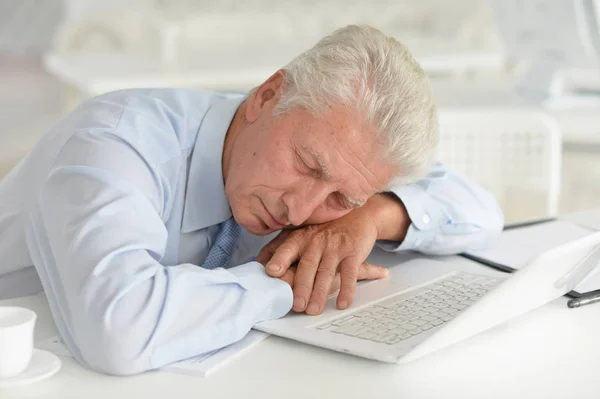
[
  {"left": 228, "top": 262, "right": 293, "bottom": 323},
  {"left": 376, "top": 183, "right": 446, "bottom": 252}
]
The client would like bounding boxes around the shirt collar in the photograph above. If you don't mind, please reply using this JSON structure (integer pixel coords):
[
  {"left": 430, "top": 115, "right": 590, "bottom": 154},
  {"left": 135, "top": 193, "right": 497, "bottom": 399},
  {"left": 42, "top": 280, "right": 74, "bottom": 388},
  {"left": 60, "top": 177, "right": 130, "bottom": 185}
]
[{"left": 181, "top": 94, "right": 245, "bottom": 233}]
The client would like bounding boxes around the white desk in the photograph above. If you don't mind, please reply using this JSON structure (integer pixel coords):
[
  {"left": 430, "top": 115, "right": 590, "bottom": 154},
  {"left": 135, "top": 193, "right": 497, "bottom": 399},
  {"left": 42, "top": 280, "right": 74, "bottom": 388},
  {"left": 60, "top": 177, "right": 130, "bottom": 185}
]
[{"left": 2, "top": 210, "right": 600, "bottom": 399}]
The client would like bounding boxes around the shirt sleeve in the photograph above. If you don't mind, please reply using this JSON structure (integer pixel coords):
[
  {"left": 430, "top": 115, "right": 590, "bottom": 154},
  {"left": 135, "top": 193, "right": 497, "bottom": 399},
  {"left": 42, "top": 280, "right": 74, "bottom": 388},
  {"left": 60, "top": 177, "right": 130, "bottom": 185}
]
[
  {"left": 24, "top": 132, "right": 292, "bottom": 376},
  {"left": 377, "top": 162, "right": 504, "bottom": 255}
]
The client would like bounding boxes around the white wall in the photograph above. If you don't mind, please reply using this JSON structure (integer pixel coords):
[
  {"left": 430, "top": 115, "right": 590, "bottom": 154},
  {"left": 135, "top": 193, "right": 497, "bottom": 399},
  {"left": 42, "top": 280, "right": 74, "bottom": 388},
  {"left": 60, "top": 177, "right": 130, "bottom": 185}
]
[
  {"left": 62, "top": 0, "right": 152, "bottom": 22},
  {"left": 0, "top": 0, "right": 63, "bottom": 54}
]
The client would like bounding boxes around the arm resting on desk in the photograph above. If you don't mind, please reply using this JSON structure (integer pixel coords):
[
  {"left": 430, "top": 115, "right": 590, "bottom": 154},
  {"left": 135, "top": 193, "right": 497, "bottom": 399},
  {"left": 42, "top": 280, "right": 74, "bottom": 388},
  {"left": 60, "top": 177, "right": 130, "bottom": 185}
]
[
  {"left": 25, "top": 166, "right": 292, "bottom": 376},
  {"left": 378, "top": 162, "right": 504, "bottom": 255}
]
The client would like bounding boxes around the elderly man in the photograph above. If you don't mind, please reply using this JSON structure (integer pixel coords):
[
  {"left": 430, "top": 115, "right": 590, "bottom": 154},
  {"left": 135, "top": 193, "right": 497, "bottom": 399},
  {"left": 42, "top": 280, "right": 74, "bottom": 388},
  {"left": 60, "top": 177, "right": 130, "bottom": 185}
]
[{"left": 0, "top": 25, "right": 502, "bottom": 375}]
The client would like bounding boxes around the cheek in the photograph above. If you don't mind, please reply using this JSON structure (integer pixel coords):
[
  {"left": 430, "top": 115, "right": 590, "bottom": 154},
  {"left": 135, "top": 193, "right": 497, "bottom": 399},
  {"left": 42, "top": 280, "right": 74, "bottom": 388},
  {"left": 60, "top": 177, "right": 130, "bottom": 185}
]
[
  {"left": 230, "top": 146, "right": 279, "bottom": 187},
  {"left": 260, "top": 150, "right": 301, "bottom": 188},
  {"left": 248, "top": 137, "right": 292, "bottom": 176},
  {"left": 228, "top": 149, "right": 298, "bottom": 203}
]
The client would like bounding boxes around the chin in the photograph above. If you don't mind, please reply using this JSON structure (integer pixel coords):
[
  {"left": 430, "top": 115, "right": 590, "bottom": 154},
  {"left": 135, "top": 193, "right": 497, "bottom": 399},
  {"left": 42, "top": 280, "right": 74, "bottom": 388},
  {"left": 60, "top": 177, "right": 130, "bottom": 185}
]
[
  {"left": 246, "top": 223, "right": 272, "bottom": 236},
  {"left": 235, "top": 213, "right": 273, "bottom": 236}
]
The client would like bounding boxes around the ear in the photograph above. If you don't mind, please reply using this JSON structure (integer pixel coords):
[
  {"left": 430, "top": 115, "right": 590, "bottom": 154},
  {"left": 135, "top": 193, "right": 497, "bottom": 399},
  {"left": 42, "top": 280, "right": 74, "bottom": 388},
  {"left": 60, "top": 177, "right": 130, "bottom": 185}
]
[{"left": 245, "top": 69, "right": 286, "bottom": 123}]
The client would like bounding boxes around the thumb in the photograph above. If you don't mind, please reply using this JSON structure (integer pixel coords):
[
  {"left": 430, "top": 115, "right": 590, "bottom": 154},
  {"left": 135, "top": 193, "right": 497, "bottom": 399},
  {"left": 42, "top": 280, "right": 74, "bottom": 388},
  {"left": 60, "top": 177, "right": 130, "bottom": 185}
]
[{"left": 357, "top": 262, "right": 389, "bottom": 281}]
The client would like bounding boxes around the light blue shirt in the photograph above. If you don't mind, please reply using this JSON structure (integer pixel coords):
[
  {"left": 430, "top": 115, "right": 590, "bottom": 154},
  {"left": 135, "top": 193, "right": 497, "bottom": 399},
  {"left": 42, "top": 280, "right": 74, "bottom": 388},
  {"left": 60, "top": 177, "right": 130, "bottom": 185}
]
[{"left": 0, "top": 88, "right": 503, "bottom": 375}]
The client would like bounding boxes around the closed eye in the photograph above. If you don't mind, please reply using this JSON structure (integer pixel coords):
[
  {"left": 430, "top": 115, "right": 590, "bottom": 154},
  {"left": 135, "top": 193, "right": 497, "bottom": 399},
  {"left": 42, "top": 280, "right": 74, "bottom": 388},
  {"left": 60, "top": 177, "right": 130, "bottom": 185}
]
[
  {"left": 294, "top": 148, "right": 322, "bottom": 178},
  {"left": 330, "top": 192, "right": 353, "bottom": 210}
]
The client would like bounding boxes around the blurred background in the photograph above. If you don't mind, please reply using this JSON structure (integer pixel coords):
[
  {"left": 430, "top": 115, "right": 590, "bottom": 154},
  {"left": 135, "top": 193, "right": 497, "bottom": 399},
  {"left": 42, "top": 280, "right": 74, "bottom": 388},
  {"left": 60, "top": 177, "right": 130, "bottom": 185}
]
[{"left": 0, "top": 0, "right": 599, "bottom": 223}]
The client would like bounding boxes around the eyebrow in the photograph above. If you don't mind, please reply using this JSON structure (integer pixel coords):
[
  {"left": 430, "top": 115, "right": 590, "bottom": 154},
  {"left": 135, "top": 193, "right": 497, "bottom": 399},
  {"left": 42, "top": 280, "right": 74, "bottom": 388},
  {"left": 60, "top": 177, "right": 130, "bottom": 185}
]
[
  {"left": 343, "top": 194, "right": 366, "bottom": 208},
  {"left": 310, "top": 151, "right": 365, "bottom": 208},
  {"left": 309, "top": 150, "right": 332, "bottom": 180},
  {"left": 303, "top": 146, "right": 366, "bottom": 208}
]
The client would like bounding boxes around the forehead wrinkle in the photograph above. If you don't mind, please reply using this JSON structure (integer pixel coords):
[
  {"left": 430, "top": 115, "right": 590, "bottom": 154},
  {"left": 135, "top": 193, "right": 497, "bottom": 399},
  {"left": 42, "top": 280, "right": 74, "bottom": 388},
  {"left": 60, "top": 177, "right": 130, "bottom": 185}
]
[
  {"left": 331, "top": 143, "right": 387, "bottom": 197},
  {"left": 329, "top": 107, "right": 388, "bottom": 187},
  {"left": 347, "top": 142, "right": 390, "bottom": 188}
]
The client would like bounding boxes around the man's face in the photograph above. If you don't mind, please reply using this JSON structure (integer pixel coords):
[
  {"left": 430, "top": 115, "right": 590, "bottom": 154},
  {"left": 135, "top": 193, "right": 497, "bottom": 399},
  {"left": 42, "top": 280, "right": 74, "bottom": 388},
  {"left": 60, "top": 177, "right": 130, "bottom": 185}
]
[{"left": 224, "top": 74, "right": 396, "bottom": 236}]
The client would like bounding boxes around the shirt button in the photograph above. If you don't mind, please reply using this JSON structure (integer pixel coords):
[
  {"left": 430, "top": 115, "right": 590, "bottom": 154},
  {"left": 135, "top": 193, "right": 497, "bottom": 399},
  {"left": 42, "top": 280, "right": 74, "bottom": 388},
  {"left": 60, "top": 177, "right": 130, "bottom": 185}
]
[{"left": 422, "top": 214, "right": 430, "bottom": 224}]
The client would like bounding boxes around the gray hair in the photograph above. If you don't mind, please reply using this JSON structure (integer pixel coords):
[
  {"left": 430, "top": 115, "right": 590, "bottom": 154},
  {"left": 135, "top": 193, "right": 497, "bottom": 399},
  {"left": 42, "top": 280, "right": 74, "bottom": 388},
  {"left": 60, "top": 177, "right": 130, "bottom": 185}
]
[{"left": 275, "top": 25, "right": 439, "bottom": 185}]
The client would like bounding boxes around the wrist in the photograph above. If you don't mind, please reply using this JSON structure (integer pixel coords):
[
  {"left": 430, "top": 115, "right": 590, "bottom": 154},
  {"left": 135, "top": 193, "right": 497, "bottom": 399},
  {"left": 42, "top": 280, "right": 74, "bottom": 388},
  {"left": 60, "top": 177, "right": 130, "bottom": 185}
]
[{"left": 362, "top": 193, "right": 411, "bottom": 242}]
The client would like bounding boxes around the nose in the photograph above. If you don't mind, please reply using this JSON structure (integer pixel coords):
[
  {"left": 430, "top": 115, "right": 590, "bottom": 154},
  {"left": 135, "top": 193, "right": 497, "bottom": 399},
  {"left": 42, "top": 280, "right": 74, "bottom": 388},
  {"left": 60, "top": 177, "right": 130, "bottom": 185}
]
[{"left": 283, "top": 182, "right": 331, "bottom": 226}]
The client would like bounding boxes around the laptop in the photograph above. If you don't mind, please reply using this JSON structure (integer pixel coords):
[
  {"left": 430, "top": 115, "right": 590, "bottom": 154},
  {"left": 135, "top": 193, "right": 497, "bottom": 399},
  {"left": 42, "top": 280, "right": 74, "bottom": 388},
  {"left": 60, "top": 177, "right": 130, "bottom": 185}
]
[{"left": 254, "top": 231, "right": 600, "bottom": 363}]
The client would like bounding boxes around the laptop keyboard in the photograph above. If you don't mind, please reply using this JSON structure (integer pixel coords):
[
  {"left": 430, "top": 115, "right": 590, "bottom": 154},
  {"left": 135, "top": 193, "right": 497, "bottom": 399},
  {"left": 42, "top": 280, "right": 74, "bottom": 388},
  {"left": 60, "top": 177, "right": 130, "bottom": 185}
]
[{"left": 315, "top": 272, "right": 502, "bottom": 345}]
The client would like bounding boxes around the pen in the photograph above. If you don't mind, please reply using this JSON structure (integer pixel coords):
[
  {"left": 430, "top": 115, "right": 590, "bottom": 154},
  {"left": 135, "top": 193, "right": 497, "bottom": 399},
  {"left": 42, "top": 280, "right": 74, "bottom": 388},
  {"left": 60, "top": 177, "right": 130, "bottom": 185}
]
[{"left": 567, "top": 292, "right": 600, "bottom": 308}]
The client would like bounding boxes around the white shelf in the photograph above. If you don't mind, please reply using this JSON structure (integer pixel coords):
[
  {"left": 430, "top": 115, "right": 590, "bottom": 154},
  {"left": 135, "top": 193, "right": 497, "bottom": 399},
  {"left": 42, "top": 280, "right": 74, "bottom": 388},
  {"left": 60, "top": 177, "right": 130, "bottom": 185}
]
[{"left": 43, "top": 52, "right": 600, "bottom": 144}]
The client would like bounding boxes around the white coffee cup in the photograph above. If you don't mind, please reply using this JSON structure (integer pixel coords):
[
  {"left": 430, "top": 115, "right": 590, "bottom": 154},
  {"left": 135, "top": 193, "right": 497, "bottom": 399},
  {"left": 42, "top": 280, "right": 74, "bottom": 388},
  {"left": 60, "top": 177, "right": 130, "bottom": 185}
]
[{"left": 0, "top": 306, "right": 37, "bottom": 378}]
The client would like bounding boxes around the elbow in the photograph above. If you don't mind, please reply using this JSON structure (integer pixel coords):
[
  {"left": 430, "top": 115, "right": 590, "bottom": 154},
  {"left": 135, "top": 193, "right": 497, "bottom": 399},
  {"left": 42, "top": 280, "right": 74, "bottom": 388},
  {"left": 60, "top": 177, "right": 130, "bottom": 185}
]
[
  {"left": 92, "top": 337, "right": 148, "bottom": 376},
  {"left": 75, "top": 325, "right": 151, "bottom": 376},
  {"left": 71, "top": 293, "right": 159, "bottom": 376},
  {"left": 70, "top": 267, "right": 174, "bottom": 376},
  {"left": 424, "top": 194, "right": 504, "bottom": 256},
  {"left": 464, "top": 192, "right": 505, "bottom": 252}
]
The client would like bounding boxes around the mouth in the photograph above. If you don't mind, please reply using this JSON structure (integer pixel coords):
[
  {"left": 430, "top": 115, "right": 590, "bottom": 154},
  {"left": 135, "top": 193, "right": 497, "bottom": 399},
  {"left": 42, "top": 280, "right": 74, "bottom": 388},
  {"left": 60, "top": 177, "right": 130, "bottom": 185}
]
[{"left": 260, "top": 200, "right": 286, "bottom": 230}]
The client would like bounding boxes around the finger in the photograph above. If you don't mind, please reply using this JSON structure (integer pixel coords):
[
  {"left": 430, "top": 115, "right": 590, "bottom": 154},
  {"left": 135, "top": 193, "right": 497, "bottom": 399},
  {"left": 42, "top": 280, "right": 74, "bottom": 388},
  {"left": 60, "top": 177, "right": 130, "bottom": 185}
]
[
  {"left": 336, "top": 257, "right": 360, "bottom": 310},
  {"left": 291, "top": 241, "right": 324, "bottom": 312},
  {"left": 329, "top": 273, "right": 341, "bottom": 295},
  {"left": 265, "top": 234, "right": 303, "bottom": 277},
  {"left": 306, "top": 253, "right": 339, "bottom": 315},
  {"left": 278, "top": 267, "right": 297, "bottom": 288},
  {"left": 255, "top": 231, "right": 291, "bottom": 266},
  {"left": 357, "top": 262, "right": 389, "bottom": 281}
]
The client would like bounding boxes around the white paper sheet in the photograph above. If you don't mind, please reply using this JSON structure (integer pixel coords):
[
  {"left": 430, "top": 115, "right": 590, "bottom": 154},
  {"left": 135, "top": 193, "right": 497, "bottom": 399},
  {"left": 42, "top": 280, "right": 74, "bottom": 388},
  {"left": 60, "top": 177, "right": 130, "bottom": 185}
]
[
  {"left": 466, "top": 220, "right": 600, "bottom": 293},
  {"left": 163, "top": 330, "right": 269, "bottom": 377},
  {"left": 36, "top": 330, "right": 269, "bottom": 378}
]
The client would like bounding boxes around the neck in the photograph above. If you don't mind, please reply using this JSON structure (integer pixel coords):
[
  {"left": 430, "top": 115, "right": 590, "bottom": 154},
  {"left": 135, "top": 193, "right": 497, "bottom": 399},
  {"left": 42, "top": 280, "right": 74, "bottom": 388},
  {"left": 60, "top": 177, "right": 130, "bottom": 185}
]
[{"left": 221, "top": 101, "right": 247, "bottom": 185}]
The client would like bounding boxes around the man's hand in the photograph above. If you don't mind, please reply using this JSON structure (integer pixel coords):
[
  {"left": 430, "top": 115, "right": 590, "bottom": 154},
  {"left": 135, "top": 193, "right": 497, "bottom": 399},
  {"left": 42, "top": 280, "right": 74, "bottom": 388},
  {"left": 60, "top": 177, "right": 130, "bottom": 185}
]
[
  {"left": 276, "top": 262, "right": 390, "bottom": 297},
  {"left": 256, "top": 194, "right": 410, "bottom": 315}
]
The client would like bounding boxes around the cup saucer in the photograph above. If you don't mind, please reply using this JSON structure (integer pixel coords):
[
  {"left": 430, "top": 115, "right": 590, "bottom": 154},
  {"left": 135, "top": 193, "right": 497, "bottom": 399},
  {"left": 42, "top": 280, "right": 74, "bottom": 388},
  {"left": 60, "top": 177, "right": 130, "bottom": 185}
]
[{"left": 0, "top": 349, "right": 61, "bottom": 388}]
